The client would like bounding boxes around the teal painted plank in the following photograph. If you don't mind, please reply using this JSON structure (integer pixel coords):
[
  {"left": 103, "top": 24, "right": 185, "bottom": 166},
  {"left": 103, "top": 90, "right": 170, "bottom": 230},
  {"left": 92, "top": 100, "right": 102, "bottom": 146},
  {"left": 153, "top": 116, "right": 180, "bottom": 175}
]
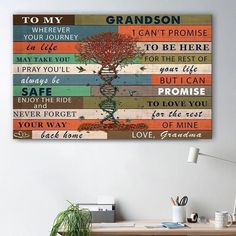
[
  {"left": 13, "top": 25, "right": 117, "bottom": 41},
  {"left": 13, "top": 74, "right": 151, "bottom": 85}
]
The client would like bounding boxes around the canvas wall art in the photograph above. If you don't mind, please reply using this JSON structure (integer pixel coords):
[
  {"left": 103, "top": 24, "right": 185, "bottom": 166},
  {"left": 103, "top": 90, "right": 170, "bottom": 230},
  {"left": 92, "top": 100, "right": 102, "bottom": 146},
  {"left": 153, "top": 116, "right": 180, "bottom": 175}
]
[{"left": 13, "top": 15, "right": 212, "bottom": 140}]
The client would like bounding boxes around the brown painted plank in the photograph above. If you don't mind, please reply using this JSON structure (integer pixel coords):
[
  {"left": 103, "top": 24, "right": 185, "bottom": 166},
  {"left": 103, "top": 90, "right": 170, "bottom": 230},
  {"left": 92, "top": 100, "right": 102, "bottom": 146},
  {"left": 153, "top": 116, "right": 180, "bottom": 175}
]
[
  {"left": 13, "top": 15, "right": 75, "bottom": 25},
  {"left": 83, "top": 97, "right": 212, "bottom": 109},
  {"left": 13, "top": 130, "right": 32, "bottom": 139}
]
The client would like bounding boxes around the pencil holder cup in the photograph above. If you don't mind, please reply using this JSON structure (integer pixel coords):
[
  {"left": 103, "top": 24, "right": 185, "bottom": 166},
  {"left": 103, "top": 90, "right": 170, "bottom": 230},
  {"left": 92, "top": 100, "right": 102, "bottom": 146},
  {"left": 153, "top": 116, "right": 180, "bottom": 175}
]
[
  {"left": 172, "top": 206, "right": 186, "bottom": 223},
  {"left": 233, "top": 213, "right": 236, "bottom": 222}
]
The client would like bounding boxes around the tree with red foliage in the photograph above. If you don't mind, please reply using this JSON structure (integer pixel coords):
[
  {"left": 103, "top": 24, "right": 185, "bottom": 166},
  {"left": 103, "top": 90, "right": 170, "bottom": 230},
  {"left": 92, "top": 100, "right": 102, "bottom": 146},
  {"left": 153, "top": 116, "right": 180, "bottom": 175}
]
[
  {"left": 79, "top": 32, "right": 142, "bottom": 67},
  {"left": 77, "top": 32, "right": 143, "bottom": 124}
]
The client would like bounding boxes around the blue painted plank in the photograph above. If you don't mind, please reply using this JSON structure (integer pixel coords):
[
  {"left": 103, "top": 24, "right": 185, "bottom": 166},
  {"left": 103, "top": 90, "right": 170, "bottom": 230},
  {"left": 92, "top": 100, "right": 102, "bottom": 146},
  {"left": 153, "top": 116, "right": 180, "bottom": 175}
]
[{"left": 13, "top": 25, "right": 118, "bottom": 41}]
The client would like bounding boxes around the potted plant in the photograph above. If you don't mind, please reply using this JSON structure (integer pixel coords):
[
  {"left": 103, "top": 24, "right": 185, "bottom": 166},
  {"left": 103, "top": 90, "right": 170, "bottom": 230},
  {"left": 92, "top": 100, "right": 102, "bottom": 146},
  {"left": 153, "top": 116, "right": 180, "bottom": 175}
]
[{"left": 50, "top": 201, "right": 92, "bottom": 236}]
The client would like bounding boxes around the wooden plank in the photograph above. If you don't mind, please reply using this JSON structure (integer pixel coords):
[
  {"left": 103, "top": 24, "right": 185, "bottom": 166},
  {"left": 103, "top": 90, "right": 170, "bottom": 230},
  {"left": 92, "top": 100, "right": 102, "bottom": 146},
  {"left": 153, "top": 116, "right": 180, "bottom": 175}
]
[
  {"left": 13, "top": 15, "right": 75, "bottom": 25},
  {"left": 32, "top": 130, "right": 107, "bottom": 139},
  {"left": 13, "top": 86, "right": 90, "bottom": 96},
  {"left": 13, "top": 74, "right": 211, "bottom": 86},
  {"left": 108, "top": 130, "right": 212, "bottom": 139},
  {"left": 13, "top": 130, "right": 32, "bottom": 139},
  {"left": 74, "top": 15, "right": 212, "bottom": 25},
  {"left": 141, "top": 54, "right": 211, "bottom": 64},
  {"left": 13, "top": 64, "right": 212, "bottom": 74},
  {"left": 13, "top": 54, "right": 79, "bottom": 64},
  {"left": 118, "top": 25, "right": 212, "bottom": 42},
  {"left": 13, "top": 53, "right": 211, "bottom": 64},
  {"left": 13, "top": 109, "right": 212, "bottom": 120},
  {"left": 83, "top": 97, "right": 212, "bottom": 109},
  {"left": 13, "top": 96, "right": 83, "bottom": 109},
  {"left": 137, "top": 42, "right": 211, "bottom": 53},
  {"left": 152, "top": 74, "right": 212, "bottom": 85},
  {"left": 13, "top": 119, "right": 212, "bottom": 131},
  {"left": 13, "top": 74, "right": 151, "bottom": 86},
  {"left": 13, "top": 96, "right": 212, "bottom": 109},
  {"left": 13, "top": 42, "right": 80, "bottom": 54},
  {"left": 91, "top": 86, "right": 212, "bottom": 96},
  {"left": 16, "top": 130, "right": 213, "bottom": 140},
  {"left": 13, "top": 25, "right": 117, "bottom": 41},
  {"left": 13, "top": 42, "right": 212, "bottom": 54}
]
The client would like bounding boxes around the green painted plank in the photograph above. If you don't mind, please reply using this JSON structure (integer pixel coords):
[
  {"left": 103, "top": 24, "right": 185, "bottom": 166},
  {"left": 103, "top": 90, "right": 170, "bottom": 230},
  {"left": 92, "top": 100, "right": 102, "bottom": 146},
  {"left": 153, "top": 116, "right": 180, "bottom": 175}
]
[
  {"left": 75, "top": 15, "right": 212, "bottom": 25},
  {"left": 13, "top": 86, "right": 90, "bottom": 96},
  {"left": 13, "top": 53, "right": 211, "bottom": 64},
  {"left": 13, "top": 54, "right": 138, "bottom": 64},
  {"left": 13, "top": 54, "right": 79, "bottom": 64}
]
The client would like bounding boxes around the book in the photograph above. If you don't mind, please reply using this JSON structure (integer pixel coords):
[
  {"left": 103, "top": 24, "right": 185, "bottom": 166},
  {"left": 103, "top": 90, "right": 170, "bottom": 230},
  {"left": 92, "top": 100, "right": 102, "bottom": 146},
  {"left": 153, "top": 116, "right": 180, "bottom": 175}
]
[
  {"left": 77, "top": 203, "right": 114, "bottom": 211},
  {"left": 161, "top": 222, "right": 189, "bottom": 229}
]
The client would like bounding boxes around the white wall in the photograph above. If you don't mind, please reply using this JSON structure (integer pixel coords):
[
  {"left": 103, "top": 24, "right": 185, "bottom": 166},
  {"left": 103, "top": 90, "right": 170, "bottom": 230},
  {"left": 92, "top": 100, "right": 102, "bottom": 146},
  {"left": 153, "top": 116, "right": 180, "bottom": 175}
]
[{"left": 1, "top": 0, "right": 236, "bottom": 235}]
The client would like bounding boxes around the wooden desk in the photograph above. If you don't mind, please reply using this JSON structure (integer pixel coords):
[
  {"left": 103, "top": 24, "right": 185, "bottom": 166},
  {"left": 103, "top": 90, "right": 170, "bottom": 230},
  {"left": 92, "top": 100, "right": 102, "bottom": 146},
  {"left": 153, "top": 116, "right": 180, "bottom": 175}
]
[{"left": 59, "top": 221, "right": 236, "bottom": 236}]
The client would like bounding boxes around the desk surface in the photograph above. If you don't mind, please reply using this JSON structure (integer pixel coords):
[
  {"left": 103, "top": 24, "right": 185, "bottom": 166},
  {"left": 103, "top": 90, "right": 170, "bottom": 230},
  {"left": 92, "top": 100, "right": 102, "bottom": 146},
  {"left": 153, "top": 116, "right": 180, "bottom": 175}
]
[{"left": 59, "top": 221, "right": 236, "bottom": 236}]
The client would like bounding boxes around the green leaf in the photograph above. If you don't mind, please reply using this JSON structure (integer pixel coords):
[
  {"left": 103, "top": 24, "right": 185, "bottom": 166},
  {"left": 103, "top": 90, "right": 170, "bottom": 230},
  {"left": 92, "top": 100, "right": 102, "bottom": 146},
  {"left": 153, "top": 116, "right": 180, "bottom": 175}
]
[{"left": 50, "top": 202, "right": 91, "bottom": 236}]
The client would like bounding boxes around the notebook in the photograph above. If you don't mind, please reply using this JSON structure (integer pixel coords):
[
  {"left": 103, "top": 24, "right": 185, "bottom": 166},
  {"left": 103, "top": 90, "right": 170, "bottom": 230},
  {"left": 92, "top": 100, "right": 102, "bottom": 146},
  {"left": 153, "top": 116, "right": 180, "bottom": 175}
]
[{"left": 161, "top": 222, "right": 189, "bottom": 229}]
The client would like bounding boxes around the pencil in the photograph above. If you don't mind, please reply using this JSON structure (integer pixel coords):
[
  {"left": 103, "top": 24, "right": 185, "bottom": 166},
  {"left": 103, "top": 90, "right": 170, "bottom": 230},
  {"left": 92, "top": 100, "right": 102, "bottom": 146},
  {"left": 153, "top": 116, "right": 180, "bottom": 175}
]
[{"left": 171, "top": 197, "right": 176, "bottom": 206}]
